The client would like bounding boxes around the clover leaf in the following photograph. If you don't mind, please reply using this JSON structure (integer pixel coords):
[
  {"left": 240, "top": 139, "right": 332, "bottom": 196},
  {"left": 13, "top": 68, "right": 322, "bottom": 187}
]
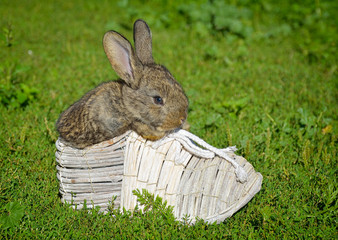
[{"left": 0, "top": 201, "right": 25, "bottom": 229}]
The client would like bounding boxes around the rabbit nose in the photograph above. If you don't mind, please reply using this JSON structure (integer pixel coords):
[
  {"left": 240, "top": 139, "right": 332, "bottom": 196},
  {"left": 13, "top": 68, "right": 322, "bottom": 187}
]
[{"left": 179, "top": 117, "right": 185, "bottom": 125}]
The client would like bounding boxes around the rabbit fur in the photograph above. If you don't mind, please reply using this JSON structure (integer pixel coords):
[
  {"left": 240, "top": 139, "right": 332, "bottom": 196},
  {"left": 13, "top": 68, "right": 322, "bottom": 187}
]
[{"left": 56, "top": 19, "right": 189, "bottom": 149}]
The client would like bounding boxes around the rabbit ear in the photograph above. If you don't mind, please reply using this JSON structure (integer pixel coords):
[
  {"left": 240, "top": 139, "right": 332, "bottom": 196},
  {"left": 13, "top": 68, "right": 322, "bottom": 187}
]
[
  {"left": 103, "top": 31, "right": 141, "bottom": 88},
  {"left": 133, "top": 19, "right": 154, "bottom": 65}
]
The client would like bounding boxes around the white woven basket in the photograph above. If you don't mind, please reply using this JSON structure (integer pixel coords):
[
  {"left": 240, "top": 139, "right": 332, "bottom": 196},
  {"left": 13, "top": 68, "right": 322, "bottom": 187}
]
[{"left": 56, "top": 130, "right": 262, "bottom": 223}]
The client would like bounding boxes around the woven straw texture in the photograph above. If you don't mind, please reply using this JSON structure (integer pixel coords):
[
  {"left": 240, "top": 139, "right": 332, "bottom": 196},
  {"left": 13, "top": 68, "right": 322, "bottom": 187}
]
[{"left": 56, "top": 131, "right": 262, "bottom": 223}]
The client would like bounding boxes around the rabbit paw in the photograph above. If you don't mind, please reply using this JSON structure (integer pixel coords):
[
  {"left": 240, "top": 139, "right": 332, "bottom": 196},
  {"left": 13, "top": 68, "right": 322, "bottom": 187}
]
[{"left": 142, "top": 135, "right": 163, "bottom": 141}]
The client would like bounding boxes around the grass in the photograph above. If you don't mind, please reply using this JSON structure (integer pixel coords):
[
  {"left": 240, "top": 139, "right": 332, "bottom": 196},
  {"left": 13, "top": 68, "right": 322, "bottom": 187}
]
[{"left": 0, "top": 0, "right": 337, "bottom": 238}]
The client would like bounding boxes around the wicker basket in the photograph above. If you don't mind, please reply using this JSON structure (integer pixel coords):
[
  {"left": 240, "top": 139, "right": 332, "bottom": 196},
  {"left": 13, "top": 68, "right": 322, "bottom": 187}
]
[{"left": 56, "top": 130, "right": 262, "bottom": 223}]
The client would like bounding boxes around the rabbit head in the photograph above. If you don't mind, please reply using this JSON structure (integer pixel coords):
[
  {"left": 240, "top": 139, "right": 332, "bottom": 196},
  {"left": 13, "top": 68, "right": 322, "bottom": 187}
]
[{"left": 103, "top": 19, "right": 189, "bottom": 140}]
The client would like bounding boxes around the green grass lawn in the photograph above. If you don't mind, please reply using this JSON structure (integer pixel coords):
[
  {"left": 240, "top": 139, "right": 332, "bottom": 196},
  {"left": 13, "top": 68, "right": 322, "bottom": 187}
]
[{"left": 1, "top": 0, "right": 337, "bottom": 238}]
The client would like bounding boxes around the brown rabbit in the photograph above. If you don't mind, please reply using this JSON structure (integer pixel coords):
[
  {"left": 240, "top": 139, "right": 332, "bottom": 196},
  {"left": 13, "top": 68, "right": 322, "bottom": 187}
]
[{"left": 56, "top": 19, "right": 188, "bottom": 149}]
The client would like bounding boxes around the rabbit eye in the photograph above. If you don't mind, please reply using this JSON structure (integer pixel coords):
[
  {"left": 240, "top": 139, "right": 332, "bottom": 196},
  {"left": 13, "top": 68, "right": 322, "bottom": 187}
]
[{"left": 153, "top": 96, "right": 164, "bottom": 105}]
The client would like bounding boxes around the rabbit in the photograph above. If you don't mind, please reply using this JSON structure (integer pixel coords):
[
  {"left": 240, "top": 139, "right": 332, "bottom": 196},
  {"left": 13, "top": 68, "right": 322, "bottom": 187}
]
[{"left": 56, "top": 19, "right": 189, "bottom": 149}]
